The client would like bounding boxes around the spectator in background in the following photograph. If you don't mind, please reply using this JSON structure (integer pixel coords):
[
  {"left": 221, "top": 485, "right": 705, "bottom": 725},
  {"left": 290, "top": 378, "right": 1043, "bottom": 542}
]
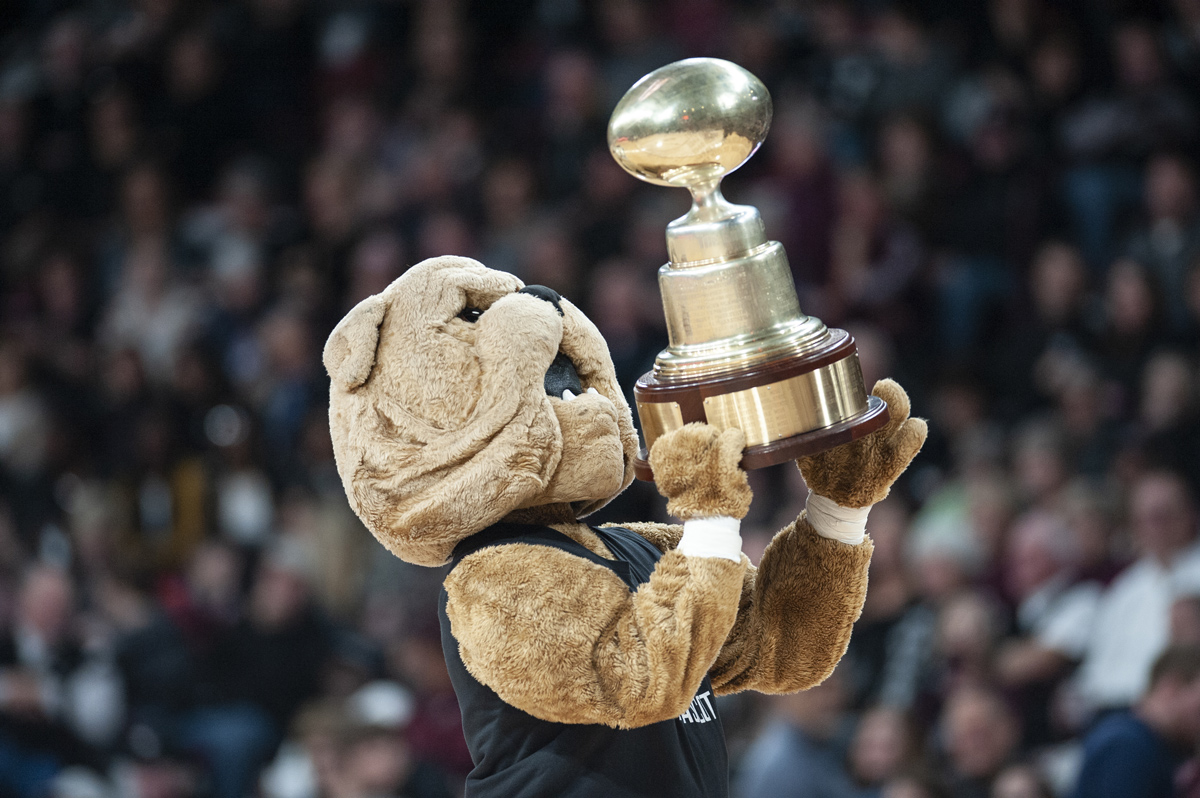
[
  {"left": 827, "top": 169, "right": 923, "bottom": 331},
  {"left": 257, "top": 307, "right": 321, "bottom": 481},
  {"left": 996, "top": 511, "right": 1101, "bottom": 746},
  {"left": 100, "top": 238, "right": 201, "bottom": 386},
  {"left": 1124, "top": 153, "right": 1200, "bottom": 329},
  {"left": 1135, "top": 351, "right": 1200, "bottom": 491},
  {"left": 869, "top": 6, "right": 956, "bottom": 123},
  {"left": 111, "top": 404, "right": 208, "bottom": 574},
  {"left": 991, "top": 763, "right": 1054, "bottom": 798},
  {"left": 935, "top": 590, "right": 1007, "bottom": 699},
  {"left": 262, "top": 680, "right": 451, "bottom": 798},
  {"left": 875, "top": 114, "right": 939, "bottom": 239},
  {"left": 97, "top": 161, "right": 180, "bottom": 295},
  {"left": 33, "top": 15, "right": 91, "bottom": 217},
  {"left": 97, "top": 573, "right": 194, "bottom": 761},
  {"left": 748, "top": 103, "right": 838, "bottom": 302},
  {"left": 389, "top": 621, "right": 472, "bottom": 784},
  {"left": 1173, "top": 594, "right": 1200, "bottom": 645},
  {"left": 0, "top": 344, "right": 50, "bottom": 540},
  {"left": 991, "top": 241, "right": 1095, "bottom": 419},
  {"left": 181, "top": 541, "right": 331, "bottom": 798},
  {"left": 156, "top": 27, "right": 239, "bottom": 204},
  {"left": 1061, "top": 21, "right": 1196, "bottom": 271},
  {"left": 939, "top": 686, "right": 1020, "bottom": 798},
  {"left": 0, "top": 99, "right": 33, "bottom": 232},
  {"left": 478, "top": 157, "right": 539, "bottom": 279},
  {"left": 1027, "top": 32, "right": 1083, "bottom": 158},
  {"left": 539, "top": 49, "right": 605, "bottom": 202},
  {"left": 849, "top": 706, "right": 920, "bottom": 794},
  {"left": 0, "top": 565, "right": 120, "bottom": 797},
  {"left": 1075, "top": 470, "right": 1200, "bottom": 717},
  {"left": 1096, "top": 258, "right": 1169, "bottom": 396},
  {"left": 1072, "top": 645, "right": 1200, "bottom": 798},
  {"left": 326, "top": 711, "right": 451, "bottom": 798},
  {"left": 935, "top": 64, "right": 1050, "bottom": 358},
  {"left": 27, "top": 247, "right": 97, "bottom": 393},
  {"left": 261, "top": 699, "right": 345, "bottom": 798},
  {"left": 1060, "top": 481, "right": 1121, "bottom": 586},
  {"left": 881, "top": 771, "right": 950, "bottom": 798},
  {"left": 83, "top": 85, "right": 141, "bottom": 220},
  {"left": 1010, "top": 419, "right": 1071, "bottom": 510},
  {"left": 736, "top": 669, "right": 858, "bottom": 798},
  {"left": 844, "top": 498, "right": 936, "bottom": 711}
]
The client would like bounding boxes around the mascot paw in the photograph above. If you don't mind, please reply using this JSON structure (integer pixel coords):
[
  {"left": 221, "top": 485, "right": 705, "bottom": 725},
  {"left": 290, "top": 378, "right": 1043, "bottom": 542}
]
[
  {"left": 650, "top": 424, "right": 752, "bottom": 521},
  {"left": 797, "top": 378, "right": 927, "bottom": 509}
]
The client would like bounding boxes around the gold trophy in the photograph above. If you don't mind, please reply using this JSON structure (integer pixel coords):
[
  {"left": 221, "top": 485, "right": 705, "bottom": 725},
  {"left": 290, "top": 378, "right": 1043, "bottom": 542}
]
[{"left": 608, "top": 57, "right": 890, "bottom": 480}]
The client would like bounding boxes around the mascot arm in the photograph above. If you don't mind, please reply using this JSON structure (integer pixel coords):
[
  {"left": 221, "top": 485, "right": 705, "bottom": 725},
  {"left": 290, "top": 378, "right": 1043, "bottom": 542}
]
[
  {"left": 611, "top": 519, "right": 874, "bottom": 697},
  {"left": 707, "top": 517, "right": 872, "bottom": 695},
  {"left": 443, "top": 542, "right": 745, "bottom": 728},
  {"left": 709, "top": 379, "right": 926, "bottom": 696},
  {"left": 602, "top": 518, "right": 873, "bottom": 696}
]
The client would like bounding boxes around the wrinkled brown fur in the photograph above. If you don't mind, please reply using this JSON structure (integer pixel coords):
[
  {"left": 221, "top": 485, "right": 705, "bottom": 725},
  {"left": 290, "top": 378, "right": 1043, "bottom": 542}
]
[
  {"left": 326, "top": 256, "right": 926, "bottom": 730},
  {"left": 324, "top": 256, "right": 638, "bottom": 567}
]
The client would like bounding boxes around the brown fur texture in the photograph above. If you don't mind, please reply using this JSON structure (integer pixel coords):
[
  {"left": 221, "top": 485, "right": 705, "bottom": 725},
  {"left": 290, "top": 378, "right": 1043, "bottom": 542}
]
[
  {"left": 709, "top": 515, "right": 873, "bottom": 694},
  {"left": 649, "top": 425, "right": 753, "bottom": 520},
  {"left": 444, "top": 545, "right": 745, "bottom": 727},
  {"left": 797, "top": 379, "right": 927, "bottom": 508},
  {"left": 326, "top": 256, "right": 926, "bottom": 730}
]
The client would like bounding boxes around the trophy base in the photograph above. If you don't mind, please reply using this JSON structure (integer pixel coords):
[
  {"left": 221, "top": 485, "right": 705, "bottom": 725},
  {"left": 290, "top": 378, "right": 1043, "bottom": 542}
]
[{"left": 631, "top": 329, "right": 890, "bottom": 482}]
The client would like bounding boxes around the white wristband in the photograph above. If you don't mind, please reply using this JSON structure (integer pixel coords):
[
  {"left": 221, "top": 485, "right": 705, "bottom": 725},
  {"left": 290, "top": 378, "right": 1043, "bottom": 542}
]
[
  {"left": 806, "top": 491, "right": 870, "bottom": 545},
  {"left": 678, "top": 517, "right": 743, "bottom": 562}
]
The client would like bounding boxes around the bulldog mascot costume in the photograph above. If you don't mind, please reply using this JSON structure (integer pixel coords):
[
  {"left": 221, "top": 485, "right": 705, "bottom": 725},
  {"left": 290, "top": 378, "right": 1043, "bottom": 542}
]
[{"left": 323, "top": 255, "right": 926, "bottom": 797}]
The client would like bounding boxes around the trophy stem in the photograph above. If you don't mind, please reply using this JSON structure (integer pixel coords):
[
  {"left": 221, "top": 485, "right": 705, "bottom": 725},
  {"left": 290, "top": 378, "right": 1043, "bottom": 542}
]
[{"left": 687, "top": 179, "right": 726, "bottom": 220}]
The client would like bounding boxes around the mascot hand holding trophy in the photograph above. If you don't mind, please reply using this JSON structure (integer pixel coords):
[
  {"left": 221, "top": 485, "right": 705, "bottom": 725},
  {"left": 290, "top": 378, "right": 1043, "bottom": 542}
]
[{"left": 324, "top": 58, "right": 926, "bottom": 798}]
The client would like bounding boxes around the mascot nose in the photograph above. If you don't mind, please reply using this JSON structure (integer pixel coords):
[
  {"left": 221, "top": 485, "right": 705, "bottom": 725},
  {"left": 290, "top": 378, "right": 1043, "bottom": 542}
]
[{"left": 518, "top": 285, "right": 564, "bottom": 316}]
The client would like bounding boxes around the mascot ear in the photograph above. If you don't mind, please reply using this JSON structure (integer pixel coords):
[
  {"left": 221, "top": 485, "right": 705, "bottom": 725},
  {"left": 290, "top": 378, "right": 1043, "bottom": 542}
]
[{"left": 324, "top": 294, "right": 388, "bottom": 391}]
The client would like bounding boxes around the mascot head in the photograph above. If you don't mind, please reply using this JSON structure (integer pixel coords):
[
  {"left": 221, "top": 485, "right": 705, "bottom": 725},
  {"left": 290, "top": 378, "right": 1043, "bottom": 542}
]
[{"left": 323, "top": 256, "right": 639, "bottom": 566}]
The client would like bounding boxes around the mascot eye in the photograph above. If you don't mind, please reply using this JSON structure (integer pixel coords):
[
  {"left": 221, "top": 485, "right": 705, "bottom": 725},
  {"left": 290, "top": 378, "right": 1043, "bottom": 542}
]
[{"left": 458, "top": 307, "right": 483, "bottom": 323}]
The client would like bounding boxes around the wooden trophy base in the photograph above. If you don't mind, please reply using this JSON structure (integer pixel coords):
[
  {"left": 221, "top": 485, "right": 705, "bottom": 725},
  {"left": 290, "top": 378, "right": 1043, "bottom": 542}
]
[{"left": 631, "top": 329, "right": 890, "bottom": 482}]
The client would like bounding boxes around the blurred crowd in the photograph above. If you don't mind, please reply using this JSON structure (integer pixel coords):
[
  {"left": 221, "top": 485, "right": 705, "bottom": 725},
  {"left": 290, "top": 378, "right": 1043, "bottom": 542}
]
[{"left": 3, "top": 0, "right": 1200, "bottom": 796}]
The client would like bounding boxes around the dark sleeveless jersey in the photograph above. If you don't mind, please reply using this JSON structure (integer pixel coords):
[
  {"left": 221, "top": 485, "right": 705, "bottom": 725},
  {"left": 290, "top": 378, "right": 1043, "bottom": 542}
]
[{"left": 438, "top": 523, "right": 729, "bottom": 798}]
